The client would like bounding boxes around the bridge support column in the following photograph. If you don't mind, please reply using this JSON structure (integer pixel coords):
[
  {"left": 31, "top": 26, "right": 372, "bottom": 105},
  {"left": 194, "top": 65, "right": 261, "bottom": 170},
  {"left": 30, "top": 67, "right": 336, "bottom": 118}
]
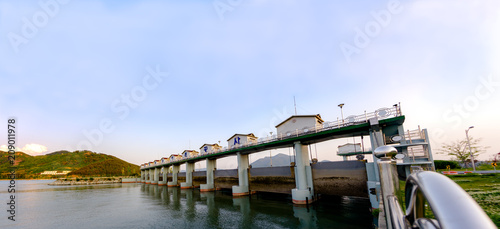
[
  {"left": 152, "top": 167, "right": 159, "bottom": 185},
  {"left": 158, "top": 166, "right": 167, "bottom": 186},
  {"left": 232, "top": 152, "right": 249, "bottom": 196},
  {"left": 367, "top": 118, "right": 384, "bottom": 209},
  {"left": 146, "top": 169, "right": 151, "bottom": 184},
  {"left": 140, "top": 170, "right": 145, "bottom": 183},
  {"left": 181, "top": 162, "right": 195, "bottom": 189},
  {"left": 201, "top": 158, "right": 216, "bottom": 192},
  {"left": 292, "top": 141, "right": 314, "bottom": 204},
  {"left": 168, "top": 165, "right": 180, "bottom": 187}
]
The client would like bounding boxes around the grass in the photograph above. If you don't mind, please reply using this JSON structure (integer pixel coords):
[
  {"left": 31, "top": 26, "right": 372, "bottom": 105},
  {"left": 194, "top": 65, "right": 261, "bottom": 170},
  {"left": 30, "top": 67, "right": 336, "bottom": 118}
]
[
  {"left": 448, "top": 173, "right": 500, "bottom": 227},
  {"left": 436, "top": 163, "right": 499, "bottom": 172}
]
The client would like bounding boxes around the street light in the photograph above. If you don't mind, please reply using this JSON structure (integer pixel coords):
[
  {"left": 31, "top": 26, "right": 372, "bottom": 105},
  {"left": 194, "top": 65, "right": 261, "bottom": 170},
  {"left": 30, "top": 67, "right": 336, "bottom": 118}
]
[
  {"left": 465, "top": 126, "right": 476, "bottom": 172},
  {"left": 338, "top": 103, "right": 345, "bottom": 125}
]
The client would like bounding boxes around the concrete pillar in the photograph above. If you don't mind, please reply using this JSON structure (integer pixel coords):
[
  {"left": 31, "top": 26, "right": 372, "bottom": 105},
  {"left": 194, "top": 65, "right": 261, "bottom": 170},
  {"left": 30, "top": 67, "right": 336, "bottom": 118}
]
[
  {"left": 181, "top": 162, "right": 195, "bottom": 189},
  {"left": 232, "top": 152, "right": 249, "bottom": 196},
  {"left": 158, "top": 166, "right": 167, "bottom": 186},
  {"left": 366, "top": 118, "right": 384, "bottom": 210},
  {"left": 201, "top": 158, "right": 216, "bottom": 192},
  {"left": 168, "top": 165, "right": 180, "bottom": 187},
  {"left": 141, "top": 170, "right": 145, "bottom": 183},
  {"left": 291, "top": 141, "right": 314, "bottom": 204},
  {"left": 146, "top": 169, "right": 151, "bottom": 184},
  {"left": 151, "top": 167, "right": 159, "bottom": 185},
  {"left": 369, "top": 128, "right": 384, "bottom": 182}
]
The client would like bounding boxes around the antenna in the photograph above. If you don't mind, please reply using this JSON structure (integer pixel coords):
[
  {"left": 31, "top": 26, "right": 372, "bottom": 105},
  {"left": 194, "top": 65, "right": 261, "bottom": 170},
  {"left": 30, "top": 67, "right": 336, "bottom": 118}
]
[{"left": 294, "top": 96, "right": 297, "bottom": 115}]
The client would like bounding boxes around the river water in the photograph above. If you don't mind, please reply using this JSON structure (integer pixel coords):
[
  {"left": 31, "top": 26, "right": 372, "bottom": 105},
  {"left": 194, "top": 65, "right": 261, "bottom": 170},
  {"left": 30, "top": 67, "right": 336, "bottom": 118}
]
[{"left": 0, "top": 180, "right": 374, "bottom": 228}]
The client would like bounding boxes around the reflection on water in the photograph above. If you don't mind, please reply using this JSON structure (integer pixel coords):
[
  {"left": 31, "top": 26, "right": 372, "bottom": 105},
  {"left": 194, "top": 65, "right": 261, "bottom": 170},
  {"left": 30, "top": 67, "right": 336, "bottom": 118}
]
[
  {"left": 141, "top": 185, "right": 373, "bottom": 228},
  {"left": 0, "top": 180, "right": 373, "bottom": 228}
]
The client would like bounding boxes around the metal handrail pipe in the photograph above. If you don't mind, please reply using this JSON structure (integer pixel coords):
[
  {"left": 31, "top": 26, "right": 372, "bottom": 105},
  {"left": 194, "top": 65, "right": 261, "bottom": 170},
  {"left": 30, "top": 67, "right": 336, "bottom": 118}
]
[
  {"left": 405, "top": 171, "right": 496, "bottom": 229},
  {"left": 387, "top": 195, "right": 408, "bottom": 229}
]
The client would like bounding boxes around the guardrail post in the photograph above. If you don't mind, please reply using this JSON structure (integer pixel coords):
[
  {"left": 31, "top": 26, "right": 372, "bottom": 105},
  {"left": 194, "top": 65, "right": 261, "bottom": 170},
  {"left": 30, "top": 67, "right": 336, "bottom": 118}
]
[
  {"left": 374, "top": 146, "right": 400, "bottom": 229},
  {"left": 406, "top": 130, "right": 412, "bottom": 144}
]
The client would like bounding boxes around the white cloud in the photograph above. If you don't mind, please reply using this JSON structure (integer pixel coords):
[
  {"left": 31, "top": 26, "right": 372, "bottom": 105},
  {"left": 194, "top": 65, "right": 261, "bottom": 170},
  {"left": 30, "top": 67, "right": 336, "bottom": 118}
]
[
  {"left": 0, "top": 144, "right": 48, "bottom": 156},
  {"left": 22, "top": 144, "right": 48, "bottom": 156},
  {"left": 0, "top": 145, "right": 17, "bottom": 152}
]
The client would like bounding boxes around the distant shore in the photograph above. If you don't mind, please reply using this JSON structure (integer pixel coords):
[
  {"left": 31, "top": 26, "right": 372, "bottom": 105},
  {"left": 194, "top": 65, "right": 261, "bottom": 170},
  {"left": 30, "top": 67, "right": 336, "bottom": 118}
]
[
  {"left": 0, "top": 179, "right": 56, "bottom": 181},
  {"left": 48, "top": 177, "right": 123, "bottom": 186}
]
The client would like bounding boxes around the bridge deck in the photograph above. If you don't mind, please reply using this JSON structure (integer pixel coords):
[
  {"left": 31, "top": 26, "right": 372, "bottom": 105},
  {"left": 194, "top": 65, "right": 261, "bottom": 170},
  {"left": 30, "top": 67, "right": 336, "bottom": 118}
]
[{"left": 142, "top": 115, "right": 405, "bottom": 170}]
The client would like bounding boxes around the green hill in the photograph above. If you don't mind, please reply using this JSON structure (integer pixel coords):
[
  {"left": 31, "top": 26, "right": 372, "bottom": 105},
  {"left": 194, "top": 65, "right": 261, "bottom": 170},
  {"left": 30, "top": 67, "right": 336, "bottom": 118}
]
[{"left": 0, "top": 150, "right": 139, "bottom": 179}]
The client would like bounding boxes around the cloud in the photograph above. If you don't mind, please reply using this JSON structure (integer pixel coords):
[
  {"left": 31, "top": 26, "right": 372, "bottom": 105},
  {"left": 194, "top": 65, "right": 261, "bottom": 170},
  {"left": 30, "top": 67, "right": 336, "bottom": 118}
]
[
  {"left": 0, "top": 144, "right": 48, "bottom": 156},
  {"left": 21, "top": 144, "right": 48, "bottom": 156},
  {"left": 0, "top": 145, "right": 16, "bottom": 152}
]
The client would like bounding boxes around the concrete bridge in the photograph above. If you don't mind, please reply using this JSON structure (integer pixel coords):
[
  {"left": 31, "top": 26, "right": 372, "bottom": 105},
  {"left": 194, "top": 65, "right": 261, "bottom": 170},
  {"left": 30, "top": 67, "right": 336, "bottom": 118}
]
[
  {"left": 139, "top": 105, "right": 434, "bottom": 207},
  {"left": 136, "top": 104, "right": 498, "bottom": 228}
]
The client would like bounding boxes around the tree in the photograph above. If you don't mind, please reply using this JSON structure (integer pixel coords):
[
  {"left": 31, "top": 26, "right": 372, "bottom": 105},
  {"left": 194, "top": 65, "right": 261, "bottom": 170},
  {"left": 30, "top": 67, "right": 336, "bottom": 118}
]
[
  {"left": 489, "top": 152, "right": 500, "bottom": 162},
  {"left": 439, "top": 137, "right": 489, "bottom": 165}
]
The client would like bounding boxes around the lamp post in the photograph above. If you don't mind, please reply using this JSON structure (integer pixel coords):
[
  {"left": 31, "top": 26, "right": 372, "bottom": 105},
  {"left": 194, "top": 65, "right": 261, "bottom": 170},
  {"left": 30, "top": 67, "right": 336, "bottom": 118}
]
[
  {"left": 465, "top": 126, "right": 476, "bottom": 172},
  {"left": 338, "top": 103, "right": 345, "bottom": 125}
]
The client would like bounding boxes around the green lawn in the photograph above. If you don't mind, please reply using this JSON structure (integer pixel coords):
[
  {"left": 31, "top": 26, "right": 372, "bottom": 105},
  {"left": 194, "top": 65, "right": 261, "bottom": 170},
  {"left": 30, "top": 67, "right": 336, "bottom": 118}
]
[
  {"left": 436, "top": 163, "right": 499, "bottom": 172},
  {"left": 447, "top": 173, "right": 500, "bottom": 227}
]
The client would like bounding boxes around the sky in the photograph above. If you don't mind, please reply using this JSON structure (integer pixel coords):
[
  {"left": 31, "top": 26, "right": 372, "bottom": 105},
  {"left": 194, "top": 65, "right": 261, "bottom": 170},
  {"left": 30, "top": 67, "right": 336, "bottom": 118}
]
[{"left": 0, "top": 0, "right": 499, "bottom": 168}]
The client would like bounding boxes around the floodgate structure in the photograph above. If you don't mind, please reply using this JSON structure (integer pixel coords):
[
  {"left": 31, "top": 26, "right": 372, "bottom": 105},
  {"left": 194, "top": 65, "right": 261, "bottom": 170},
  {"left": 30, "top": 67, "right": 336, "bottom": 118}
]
[{"left": 136, "top": 104, "right": 496, "bottom": 228}]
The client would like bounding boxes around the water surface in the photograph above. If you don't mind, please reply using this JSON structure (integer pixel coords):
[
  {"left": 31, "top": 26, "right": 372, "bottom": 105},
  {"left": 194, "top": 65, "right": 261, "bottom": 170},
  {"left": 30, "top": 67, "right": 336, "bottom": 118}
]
[{"left": 0, "top": 180, "right": 373, "bottom": 228}]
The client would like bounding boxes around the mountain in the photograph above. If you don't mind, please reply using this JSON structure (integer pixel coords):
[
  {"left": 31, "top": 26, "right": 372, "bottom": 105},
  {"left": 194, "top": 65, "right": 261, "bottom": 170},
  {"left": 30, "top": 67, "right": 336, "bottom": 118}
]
[
  {"left": 250, "top": 153, "right": 333, "bottom": 168},
  {"left": 251, "top": 153, "right": 294, "bottom": 167},
  {"left": 0, "top": 150, "right": 139, "bottom": 178},
  {"left": 46, "top": 150, "right": 71, "bottom": 155}
]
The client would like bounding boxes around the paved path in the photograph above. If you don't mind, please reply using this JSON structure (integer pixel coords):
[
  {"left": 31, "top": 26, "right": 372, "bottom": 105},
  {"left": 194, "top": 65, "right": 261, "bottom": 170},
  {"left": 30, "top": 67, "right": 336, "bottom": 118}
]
[{"left": 442, "top": 170, "right": 499, "bottom": 174}]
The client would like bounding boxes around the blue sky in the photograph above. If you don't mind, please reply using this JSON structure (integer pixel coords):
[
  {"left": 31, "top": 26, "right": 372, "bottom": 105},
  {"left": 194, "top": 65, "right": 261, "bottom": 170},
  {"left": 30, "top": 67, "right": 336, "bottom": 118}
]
[{"left": 1, "top": 0, "right": 499, "bottom": 167}]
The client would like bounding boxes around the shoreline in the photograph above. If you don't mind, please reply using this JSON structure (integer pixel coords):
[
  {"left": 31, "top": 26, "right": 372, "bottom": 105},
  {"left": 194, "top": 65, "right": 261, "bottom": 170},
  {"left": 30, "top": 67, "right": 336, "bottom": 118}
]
[
  {"left": 49, "top": 177, "right": 122, "bottom": 186},
  {"left": 0, "top": 179, "right": 56, "bottom": 181}
]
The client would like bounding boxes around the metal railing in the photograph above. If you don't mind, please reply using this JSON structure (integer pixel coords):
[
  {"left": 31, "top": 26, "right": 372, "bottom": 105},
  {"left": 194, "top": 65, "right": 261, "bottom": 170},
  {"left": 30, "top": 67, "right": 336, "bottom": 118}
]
[
  {"left": 407, "top": 145, "right": 428, "bottom": 162},
  {"left": 143, "top": 106, "right": 402, "bottom": 168},
  {"left": 376, "top": 146, "right": 496, "bottom": 229},
  {"left": 403, "top": 126, "right": 426, "bottom": 144}
]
